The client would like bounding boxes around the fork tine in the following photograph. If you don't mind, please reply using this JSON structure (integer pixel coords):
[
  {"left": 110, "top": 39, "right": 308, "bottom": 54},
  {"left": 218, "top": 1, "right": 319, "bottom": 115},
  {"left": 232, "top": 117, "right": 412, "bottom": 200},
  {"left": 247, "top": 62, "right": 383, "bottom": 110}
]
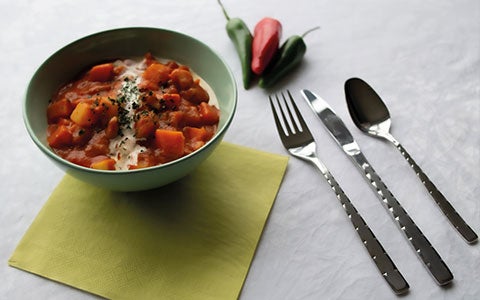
[
  {"left": 279, "top": 91, "right": 301, "bottom": 135},
  {"left": 275, "top": 93, "right": 295, "bottom": 137},
  {"left": 269, "top": 95, "right": 287, "bottom": 140},
  {"left": 285, "top": 90, "right": 312, "bottom": 136},
  {"left": 270, "top": 90, "right": 313, "bottom": 141}
]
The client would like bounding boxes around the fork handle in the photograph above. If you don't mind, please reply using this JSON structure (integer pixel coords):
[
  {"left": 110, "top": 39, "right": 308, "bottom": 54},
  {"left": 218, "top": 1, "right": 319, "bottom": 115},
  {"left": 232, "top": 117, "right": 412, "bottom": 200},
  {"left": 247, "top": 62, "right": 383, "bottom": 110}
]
[
  {"left": 317, "top": 163, "right": 409, "bottom": 294},
  {"left": 396, "top": 143, "right": 478, "bottom": 243},
  {"left": 352, "top": 153, "right": 453, "bottom": 285}
]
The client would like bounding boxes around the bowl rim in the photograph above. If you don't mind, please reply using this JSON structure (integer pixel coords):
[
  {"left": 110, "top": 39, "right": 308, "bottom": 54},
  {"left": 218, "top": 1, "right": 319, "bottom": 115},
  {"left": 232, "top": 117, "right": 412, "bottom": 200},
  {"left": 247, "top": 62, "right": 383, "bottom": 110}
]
[{"left": 23, "top": 26, "right": 237, "bottom": 175}]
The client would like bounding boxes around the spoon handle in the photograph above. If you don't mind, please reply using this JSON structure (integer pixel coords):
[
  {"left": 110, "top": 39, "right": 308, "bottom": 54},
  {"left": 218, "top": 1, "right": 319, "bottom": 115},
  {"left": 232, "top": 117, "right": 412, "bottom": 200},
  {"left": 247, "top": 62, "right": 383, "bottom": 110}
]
[
  {"left": 396, "top": 143, "right": 478, "bottom": 243},
  {"left": 352, "top": 152, "right": 454, "bottom": 286}
]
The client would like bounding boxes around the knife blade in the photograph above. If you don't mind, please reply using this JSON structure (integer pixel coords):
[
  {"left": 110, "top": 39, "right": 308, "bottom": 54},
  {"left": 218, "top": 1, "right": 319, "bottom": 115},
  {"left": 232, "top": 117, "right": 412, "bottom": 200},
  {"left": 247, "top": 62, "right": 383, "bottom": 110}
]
[{"left": 301, "top": 89, "right": 453, "bottom": 286}]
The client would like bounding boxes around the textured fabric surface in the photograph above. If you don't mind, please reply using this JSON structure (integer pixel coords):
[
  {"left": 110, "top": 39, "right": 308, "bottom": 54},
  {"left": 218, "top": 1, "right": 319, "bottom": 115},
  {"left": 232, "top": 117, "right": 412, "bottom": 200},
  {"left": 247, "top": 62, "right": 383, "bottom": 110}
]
[
  {"left": 2, "top": 1, "right": 479, "bottom": 299},
  {"left": 9, "top": 142, "right": 288, "bottom": 299}
]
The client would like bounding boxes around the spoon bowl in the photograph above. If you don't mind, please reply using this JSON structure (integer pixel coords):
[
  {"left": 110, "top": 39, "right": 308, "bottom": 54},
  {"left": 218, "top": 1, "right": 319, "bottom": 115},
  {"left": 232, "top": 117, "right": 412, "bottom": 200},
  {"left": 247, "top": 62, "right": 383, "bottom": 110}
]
[
  {"left": 345, "top": 78, "right": 395, "bottom": 143},
  {"left": 344, "top": 77, "right": 478, "bottom": 244}
]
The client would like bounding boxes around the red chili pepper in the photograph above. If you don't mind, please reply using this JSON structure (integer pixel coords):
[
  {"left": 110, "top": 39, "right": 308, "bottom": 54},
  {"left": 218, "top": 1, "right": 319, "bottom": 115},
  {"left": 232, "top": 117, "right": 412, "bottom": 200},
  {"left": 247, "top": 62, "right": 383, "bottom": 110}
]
[{"left": 251, "top": 17, "right": 282, "bottom": 75}]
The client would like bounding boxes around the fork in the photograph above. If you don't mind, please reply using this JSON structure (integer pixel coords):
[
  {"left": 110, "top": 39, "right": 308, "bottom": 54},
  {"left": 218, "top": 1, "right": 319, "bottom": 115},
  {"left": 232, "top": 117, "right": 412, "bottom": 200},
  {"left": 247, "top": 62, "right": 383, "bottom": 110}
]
[{"left": 269, "top": 90, "right": 409, "bottom": 294}]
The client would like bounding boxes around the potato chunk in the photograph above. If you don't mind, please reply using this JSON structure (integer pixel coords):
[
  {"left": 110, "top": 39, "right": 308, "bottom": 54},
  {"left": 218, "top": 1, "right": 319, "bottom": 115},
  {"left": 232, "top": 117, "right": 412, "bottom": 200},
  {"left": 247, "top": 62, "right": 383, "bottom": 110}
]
[
  {"left": 70, "top": 102, "right": 97, "bottom": 127},
  {"left": 91, "top": 158, "right": 116, "bottom": 170}
]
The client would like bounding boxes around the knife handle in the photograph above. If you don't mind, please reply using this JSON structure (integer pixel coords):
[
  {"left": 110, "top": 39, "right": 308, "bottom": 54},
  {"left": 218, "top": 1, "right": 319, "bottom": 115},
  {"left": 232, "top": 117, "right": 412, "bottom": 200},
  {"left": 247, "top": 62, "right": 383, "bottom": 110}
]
[
  {"left": 396, "top": 143, "right": 478, "bottom": 243},
  {"left": 320, "top": 167, "right": 409, "bottom": 294},
  {"left": 357, "top": 159, "right": 454, "bottom": 285}
]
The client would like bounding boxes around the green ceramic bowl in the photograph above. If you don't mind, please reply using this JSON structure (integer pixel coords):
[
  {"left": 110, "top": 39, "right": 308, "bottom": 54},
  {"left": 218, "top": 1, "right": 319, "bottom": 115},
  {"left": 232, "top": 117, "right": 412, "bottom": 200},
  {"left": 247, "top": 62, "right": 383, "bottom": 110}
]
[{"left": 24, "top": 27, "right": 237, "bottom": 191}]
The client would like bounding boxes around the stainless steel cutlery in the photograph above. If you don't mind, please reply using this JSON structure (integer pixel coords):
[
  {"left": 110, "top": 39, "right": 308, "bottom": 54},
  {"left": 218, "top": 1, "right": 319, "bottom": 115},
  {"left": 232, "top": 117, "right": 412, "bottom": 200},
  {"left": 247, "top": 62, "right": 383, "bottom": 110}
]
[
  {"left": 344, "top": 77, "right": 478, "bottom": 244},
  {"left": 301, "top": 89, "right": 453, "bottom": 286},
  {"left": 269, "top": 90, "right": 409, "bottom": 294}
]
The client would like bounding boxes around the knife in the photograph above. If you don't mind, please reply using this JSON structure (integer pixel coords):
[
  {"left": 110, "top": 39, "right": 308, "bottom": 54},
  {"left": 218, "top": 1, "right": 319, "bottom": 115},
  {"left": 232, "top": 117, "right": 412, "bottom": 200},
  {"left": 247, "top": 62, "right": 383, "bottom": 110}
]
[{"left": 301, "top": 89, "right": 454, "bottom": 286}]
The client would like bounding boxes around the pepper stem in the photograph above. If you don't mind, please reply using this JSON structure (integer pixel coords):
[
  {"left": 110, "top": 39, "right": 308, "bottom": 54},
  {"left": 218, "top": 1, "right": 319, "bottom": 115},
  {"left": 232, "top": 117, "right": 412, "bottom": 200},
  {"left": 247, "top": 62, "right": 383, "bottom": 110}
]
[
  {"left": 216, "top": 0, "right": 231, "bottom": 21},
  {"left": 301, "top": 26, "right": 320, "bottom": 38}
]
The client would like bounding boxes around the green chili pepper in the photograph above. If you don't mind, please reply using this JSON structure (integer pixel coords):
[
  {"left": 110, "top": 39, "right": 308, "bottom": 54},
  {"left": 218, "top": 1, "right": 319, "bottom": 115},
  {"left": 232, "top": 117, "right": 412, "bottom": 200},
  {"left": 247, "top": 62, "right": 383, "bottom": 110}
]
[
  {"left": 259, "top": 26, "right": 320, "bottom": 89},
  {"left": 217, "top": 0, "right": 253, "bottom": 89}
]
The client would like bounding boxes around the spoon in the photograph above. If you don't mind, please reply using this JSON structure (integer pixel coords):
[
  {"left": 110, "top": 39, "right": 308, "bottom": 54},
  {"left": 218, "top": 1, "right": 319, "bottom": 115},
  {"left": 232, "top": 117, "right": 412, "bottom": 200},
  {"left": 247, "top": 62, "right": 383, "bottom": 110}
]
[{"left": 344, "top": 77, "right": 478, "bottom": 244}]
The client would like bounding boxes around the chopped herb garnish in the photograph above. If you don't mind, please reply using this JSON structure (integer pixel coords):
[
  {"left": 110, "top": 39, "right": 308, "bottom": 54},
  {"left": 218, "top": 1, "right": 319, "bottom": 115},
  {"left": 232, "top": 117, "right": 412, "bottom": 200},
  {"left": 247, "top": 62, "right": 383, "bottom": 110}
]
[{"left": 114, "top": 77, "right": 142, "bottom": 135}]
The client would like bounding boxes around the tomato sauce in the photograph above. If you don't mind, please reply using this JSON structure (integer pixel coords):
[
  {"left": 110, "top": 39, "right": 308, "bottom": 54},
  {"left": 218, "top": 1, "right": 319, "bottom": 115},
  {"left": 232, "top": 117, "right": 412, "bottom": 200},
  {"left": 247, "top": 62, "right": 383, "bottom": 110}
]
[{"left": 46, "top": 53, "right": 220, "bottom": 170}]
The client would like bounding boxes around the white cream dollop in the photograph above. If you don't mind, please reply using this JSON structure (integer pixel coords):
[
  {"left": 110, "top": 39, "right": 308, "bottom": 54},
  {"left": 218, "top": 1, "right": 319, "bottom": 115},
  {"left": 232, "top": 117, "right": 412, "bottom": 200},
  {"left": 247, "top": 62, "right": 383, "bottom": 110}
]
[{"left": 108, "top": 60, "right": 146, "bottom": 170}]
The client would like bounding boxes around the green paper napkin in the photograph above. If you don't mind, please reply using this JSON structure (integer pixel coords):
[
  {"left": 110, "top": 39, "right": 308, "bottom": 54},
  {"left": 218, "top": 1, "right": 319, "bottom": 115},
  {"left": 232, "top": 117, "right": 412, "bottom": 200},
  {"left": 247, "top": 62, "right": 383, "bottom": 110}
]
[{"left": 9, "top": 142, "right": 288, "bottom": 300}]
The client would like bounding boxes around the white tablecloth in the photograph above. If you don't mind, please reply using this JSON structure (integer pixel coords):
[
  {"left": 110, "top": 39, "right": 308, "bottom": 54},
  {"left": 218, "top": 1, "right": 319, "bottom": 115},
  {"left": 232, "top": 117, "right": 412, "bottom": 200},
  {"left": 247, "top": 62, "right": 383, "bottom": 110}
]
[{"left": 1, "top": 0, "right": 479, "bottom": 299}]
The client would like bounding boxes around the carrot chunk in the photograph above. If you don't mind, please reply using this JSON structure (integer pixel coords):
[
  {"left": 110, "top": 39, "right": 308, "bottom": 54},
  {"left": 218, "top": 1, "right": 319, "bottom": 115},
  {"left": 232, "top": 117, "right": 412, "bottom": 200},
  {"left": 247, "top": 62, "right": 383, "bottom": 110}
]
[
  {"left": 170, "top": 69, "right": 194, "bottom": 90},
  {"left": 142, "top": 63, "right": 171, "bottom": 86},
  {"left": 161, "top": 93, "right": 181, "bottom": 110},
  {"left": 184, "top": 126, "right": 208, "bottom": 142},
  {"left": 47, "top": 99, "right": 73, "bottom": 123},
  {"left": 87, "top": 63, "right": 114, "bottom": 82},
  {"left": 198, "top": 102, "right": 220, "bottom": 125},
  {"left": 183, "top": 126, "right": 208, "bottom": 152},
  {"left": 135, "top": 112, "right": 157, "bottom": 139},
  {"left": 165, "top": 111, "right": 185, "bottom": 128},
  {"left": 180, "top": 86, "right": 209, "bottom": 104},
  {"left": 47, "top": 125, "right": 73, "bottom": 148},
  {"left": 155, "top": 129, "right": 185, "bottom": 158}
]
